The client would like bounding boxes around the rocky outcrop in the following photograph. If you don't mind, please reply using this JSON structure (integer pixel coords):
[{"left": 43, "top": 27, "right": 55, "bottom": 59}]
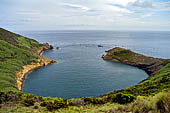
[
  {"left": 56, "top": 47, "right": 60, "bottom": 50},
  {"left": 98, "top": 45, "right": 103, "bottom": 47},
  {"left": 16, "top": 44, "right": 56, "bottom": 91},
  {"left": 32, "top": 43, "right": 53, "bottom": 56},
  {"left": 102, "top": 47, "right": 169, "bottom": 76}
]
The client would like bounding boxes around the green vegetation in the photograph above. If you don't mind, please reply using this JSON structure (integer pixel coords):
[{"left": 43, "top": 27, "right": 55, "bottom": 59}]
[
  {"left": 130, "top": 91, "right": 170, "bottom": 113},
  {"left": 0, "top": 91, "right": 69, "bottom": 112},
  {"left": 0, "top": 28, "right": 41, "bottom": 92},
  {"left": 40, "top": 98, "right": 68, "bottom": 111},
  {"left": 113, "top": 49, "right": 134, "bottom": 61},
  {"left": 0, "top": 91, "right": 169, "bottom": 113},
  {"left": 162, "top": 59, "right": 170, "bottom": 66},
  {"left": 111, "top": 93, "right": 135, "bottom": 104},
  {"left": 15, "top": 36, "right": 40, "bottom": 49},
  {"left": 0, "top": 28, "right": 20, "bottom": 46},
  {"left": 21, "top": 93, "right": 36, "bottom": 107},
  {"left": 82, "top": 97, "right": 105, "bottom": 105}
]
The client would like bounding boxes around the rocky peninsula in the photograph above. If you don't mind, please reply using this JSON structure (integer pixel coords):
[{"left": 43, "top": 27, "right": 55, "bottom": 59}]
[
  {"left": 16, "top": 43, "right": 56, "bottom": 91},
  {"left": 102, "top": 47, "right": 170, "bottom": 76}
]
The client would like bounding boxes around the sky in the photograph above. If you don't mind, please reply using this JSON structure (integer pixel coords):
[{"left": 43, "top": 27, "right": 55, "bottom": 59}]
[{"left": 0, "top": 0, "right": 170, "bottom": 31}]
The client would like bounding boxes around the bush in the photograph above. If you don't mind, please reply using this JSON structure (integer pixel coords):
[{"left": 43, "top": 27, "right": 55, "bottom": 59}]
[
  {"left": 21, "top": 94, "right": 36, "bottom": 107},
  {"left": 131, "top": 91, "right": 170, "bottom": 113},
  {"left": 111, "top": 93, "right": 135, "bottom": 104},
  {"left": 40, "top": 98, "right": 68, "bottom": 111},
  {"left": 34, "top": 105, "right": 39, "bottom": 109},
  {"left": 23, "top": 97, "right": 35, "bottom": 107},
  {"left": 0, "top": 96, "right": 5, "bottom": 104},
  {"left": 0, "top": 92, "right": 5, "bottom": 104},
  {"left": 162, "top": 60, "right": 170, "bottom": 66},
  {"left": 83, "top": 97, "right": 105, "bottom": 104},
  {"left": 131, "top": 96, "right": 153, "bottom": 113},
  {"left": 154, "top": 92, "right": 170, "bottom": 113}
]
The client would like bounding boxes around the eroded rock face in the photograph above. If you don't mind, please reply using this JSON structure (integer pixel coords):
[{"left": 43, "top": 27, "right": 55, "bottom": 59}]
[
  {"left": 16, "top": 44, "right": 56, "bottom": 91},
  {"left": 33, "top": 43, "right": 54, "bottom": 56},
  {"left": 102, "top": 47, "right": 169, "bottom": 76}
]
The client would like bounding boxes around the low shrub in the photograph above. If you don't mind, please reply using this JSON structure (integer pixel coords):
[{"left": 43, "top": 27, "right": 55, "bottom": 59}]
[
  {"left": 34, "top": 105, "right": 39, "bottom": 109},
  {"left": 162, "top": 60, "right": 170, "bottom": 66},
  {"left": 131, "top": 96, "right": 153, "bottom": 113},
  {"left": 0, "top": 92, "right": 7, "bottom": 104},
  {"left": 131, "top": 91, "right": 170, "bottom": 113},
  {"left": 68, "top": 99, "right": 85, "bottom": 106},
  {"left": 23, "top": 97, "right": 35, "bottom": 107},
  {"left": 0, "top": 96, "right": 5, "bottom": 104},
  {"left": 21, "top": 94, "right": 36, "bottom": 107},
  {"left": 83, "top": 97, "right": 105, "bottom": 104},
  {"left": 111, "top": 93, "right": 135, "bottom": 104},
  {"left": 40, "top": 98, "right": 68, "bottom": 111},
  {"left": 154, "top": 91, "right": 170, "bottom": 113}
]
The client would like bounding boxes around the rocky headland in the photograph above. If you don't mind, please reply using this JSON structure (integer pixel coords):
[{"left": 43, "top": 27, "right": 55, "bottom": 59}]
[
  {"left": 102, "top": 47, "right": 170, "bottom": 76},
  {"left": 32, "top": 43, "right": 54, "bottom": 55},
  {"left": 16, "top": 44, "right": 56, "bottom": 91}
]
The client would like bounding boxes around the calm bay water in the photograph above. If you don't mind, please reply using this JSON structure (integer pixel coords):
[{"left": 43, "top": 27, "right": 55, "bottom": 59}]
[{"left": 20, "top": 30, "right": 170, "bottom": 99}]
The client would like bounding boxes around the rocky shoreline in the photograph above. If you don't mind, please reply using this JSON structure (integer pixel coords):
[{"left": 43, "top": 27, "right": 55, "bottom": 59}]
[
  {"left": 16, "top": 43, "right": 56, "bottom": 91},
  {"left": 102, "top": 47, "right": 169, "bottom": 76}
]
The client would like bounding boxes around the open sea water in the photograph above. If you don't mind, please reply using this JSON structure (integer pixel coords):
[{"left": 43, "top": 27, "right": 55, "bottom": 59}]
[{"left": 19, "top": 30, "right": 170, "bottom": 99}]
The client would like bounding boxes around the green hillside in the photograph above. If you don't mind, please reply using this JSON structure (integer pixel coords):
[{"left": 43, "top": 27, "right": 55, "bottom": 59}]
[{"left": 0, "top": 28, "right": 41, "bottom": 92}]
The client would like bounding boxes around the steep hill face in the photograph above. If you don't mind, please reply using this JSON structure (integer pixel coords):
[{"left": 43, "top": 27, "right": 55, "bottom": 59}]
[
  {"left": 0, "top": 28, "right": 54, "bottom": 92},
  {"left": 0, "top": 28, "right": 42, "bottom": 51},
  {"left": 0, "top": 28, "right": 21, "bottom": 46}
]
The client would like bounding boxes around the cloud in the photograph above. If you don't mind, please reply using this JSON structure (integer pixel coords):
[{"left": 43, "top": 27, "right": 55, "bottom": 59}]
[
  {"left": 105, "top": 4, "right": 133, "bottom": 14},
  {"left": 106, "top": 0, "right": 137, "bottom": 6},
  {"left": 129, "top": 0, "right": 154, "bottom": 9},
  {"left": 58, "top": 24, "right": 96, "bottom": 27},
  {"left": 1, "top": 0, "right": 170, "bottom": 30},
  {"left": 141, "top": 13, "right": 153, "bottom": 18},
  {"left": 16, "top": 11, "right": 40, "bottom": 15},
  {"left": 62, "top": 3, "right": 90, "bottom": 11},
  {"left": 153, "top": 1, "right": 170, "bottom": 11}
]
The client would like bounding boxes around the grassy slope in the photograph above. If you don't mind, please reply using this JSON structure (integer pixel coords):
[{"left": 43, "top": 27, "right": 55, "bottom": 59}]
[{"left": 0, "top": 28, "right": 41, "bottom": 92}]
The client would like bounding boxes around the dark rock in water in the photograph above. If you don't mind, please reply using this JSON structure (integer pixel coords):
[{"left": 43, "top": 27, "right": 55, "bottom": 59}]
[
  {"left": 50, "top": 45, "right": 53, "bottom": 49},
  {"left": 56, "top": 47, "right": 60, "bottom": 50},
  {"left": 98, "top": 45, "right": 103, "bottom": 47}
]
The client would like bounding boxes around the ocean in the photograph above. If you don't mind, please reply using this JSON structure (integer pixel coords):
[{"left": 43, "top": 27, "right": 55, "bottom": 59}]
[{"left": 19, "top": 30, "right": 170, "bottom": 99}]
